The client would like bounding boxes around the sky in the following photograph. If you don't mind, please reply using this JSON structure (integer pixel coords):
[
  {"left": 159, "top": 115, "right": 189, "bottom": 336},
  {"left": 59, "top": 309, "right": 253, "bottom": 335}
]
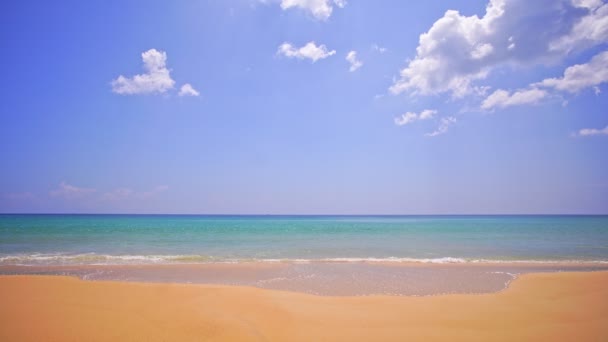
[{"left": 1, "top": 0, "right": 607, "bottom": 214}]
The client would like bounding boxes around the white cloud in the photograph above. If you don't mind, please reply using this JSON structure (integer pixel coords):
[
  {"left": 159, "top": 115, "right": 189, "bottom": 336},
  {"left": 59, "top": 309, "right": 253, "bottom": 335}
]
[
  {"left": 507, "top": 36, "right": 516, "bottom": 50},
  {"left": 394, "top": 112, "right": 418, "bottom": 126},
  {"left": 481, "top": 88, "right": 548, "bottom": 110},
  {"left": 112, "top": 49, "right": 176, "bottom": 95},
  {"left": 279, "top": 0, "right": 346, "bottom": 20},
  {"left": 550, "top": 1, "right": 608, "bottom": 53},
  {"left": 345, "top": 50, "right": 363, "bottom": 72},
  {"left": 572, "top": 0, "right": 604, "bottom": 8},
  {"left": 372, "top": 44, "right": 387, "bottom": 54},
  {"left": 333, "top": 0, "right": 346, "bottom": 7},
  {"left": 277, "top": 41, "right": 336, "bottom": 62},
  {"left": 394, "top": 109, "right": 437, "bottom": 126},
  {"left": 536, "top": 50, "right": 608, "bottom": 93},
  {"left": 418, "top": 109, "right": 438, "bottom": 120},
  {"left": 389, "top": 0, "right": 606, "bottom": 98},
  {"left": 50, "top": 182, "right": 96, "bottom": 199},
  {"left": 577, "top": 125, "right": 608, "bottom": 136},
  {"left": 178, "top": 83, "right": 200, "bottom": 97},
  {"left": 471, "top": 43, "right": 494, "bottom": 60},
  {"left": 426, "top": 117, "right": 457, "bottom": 137}
]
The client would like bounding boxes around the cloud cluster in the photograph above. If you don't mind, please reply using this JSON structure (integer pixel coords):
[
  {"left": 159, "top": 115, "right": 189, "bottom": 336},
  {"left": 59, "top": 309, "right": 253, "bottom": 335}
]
[
  {"left": 426, "top": 117, "right": 457, "bottom": 137},
  {"left": 394, "top": 109, "right": 454, "bottom": 137},
  {"left": 536, "top": 51, "right": 608, "bottom": 93},
  {"left": 577, "top": 125, "right": 608, "bottom": 136},
  {"left": 50, "top": 182, "right": 96, "bottom": 199},
  {"left": 371, "top": 44, "right": 387, "bottom": 54},
  {"left": 50, "top": 182, "right": 169, "bottom": 201},
  {"left": 387, "top": 0, "right": 608, "bottom": 135},
  {"left": 482, "top": 49, "right": 608, "bottom": 109},
  {"left": 390, "top": 0, "right": 607, "bottom": 98},
  {"left": 394, "top": 109, "right": 437, "bottom": 126},
  {"left": 279, "top": 0, "right": 346, "bottom": 21},
  {"left": 112, "top": 49, "right": 199, "bottom": 96},
  {"left": 345, "top": 50, "right": 363, "bottom": 72},
  {"left": 179, "top": 83, "right": 200, "bottom": 97},
  {"left": 550, "top": 0, "right": 608, "bottom": 53},
  {"left": 481, "top": 88, "right": 548, "bottom": 110},
  {"left": 277, "top": 41, "right": 336, "bottom": 62},
  {"left": 112, "top": 49, "right": 176, "bottom": 95}
]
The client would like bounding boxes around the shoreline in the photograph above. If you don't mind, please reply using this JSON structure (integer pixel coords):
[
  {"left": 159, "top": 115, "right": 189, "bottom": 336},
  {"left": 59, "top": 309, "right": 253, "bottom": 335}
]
[
  {"left": 2, "top": 261, "right": 607, "bottom": 296},
  {"left": 1, "top": 272, "right": 607, "bottom": 341},
  {"left": 3, "top": 256, "right": 608, "bottom": 267},
  {"left": 3, "top": 253, "right": 608, "bottom": 265}
]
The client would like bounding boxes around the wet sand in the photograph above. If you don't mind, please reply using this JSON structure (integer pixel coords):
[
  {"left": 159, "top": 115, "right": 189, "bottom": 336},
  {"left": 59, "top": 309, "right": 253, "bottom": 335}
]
[
  {"left": 0, "top": 272, "right": 607, "bottom": 341},
  {"left": 2, "top": 262, "right": 607, "bottom": 295}
]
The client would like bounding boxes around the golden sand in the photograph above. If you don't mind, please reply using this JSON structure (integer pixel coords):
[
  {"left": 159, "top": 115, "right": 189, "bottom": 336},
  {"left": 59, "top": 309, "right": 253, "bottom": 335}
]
[{"left": 1, "top": 272, "right": 607, "bottom": 341}]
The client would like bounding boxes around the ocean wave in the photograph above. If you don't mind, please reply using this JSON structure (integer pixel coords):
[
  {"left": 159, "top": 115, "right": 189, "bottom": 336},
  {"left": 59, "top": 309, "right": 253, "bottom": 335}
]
[
  {"left": 0, "top": 253, "right": 217, "bottom": 265},
  {"left": 1, "top": 253, "right": 607, "bottom": 266}
]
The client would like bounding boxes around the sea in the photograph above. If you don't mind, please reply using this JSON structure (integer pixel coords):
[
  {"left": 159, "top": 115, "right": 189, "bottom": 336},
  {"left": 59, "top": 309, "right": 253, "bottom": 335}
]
[
  {"left": 2, "top": 214, "right": 608, "bottom": 264},
  {"left": 1, "top": 214, "right": 607, "bottom": 295}
]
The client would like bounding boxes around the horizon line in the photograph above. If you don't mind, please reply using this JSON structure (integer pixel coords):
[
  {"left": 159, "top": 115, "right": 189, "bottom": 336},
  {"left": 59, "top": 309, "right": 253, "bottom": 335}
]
[{"left": 1, "top": 213, "right": 607, "bottom": 216}]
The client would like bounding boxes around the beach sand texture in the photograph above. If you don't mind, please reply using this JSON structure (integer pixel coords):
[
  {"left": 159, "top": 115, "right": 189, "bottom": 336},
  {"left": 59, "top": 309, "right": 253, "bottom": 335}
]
[{"left": 1, "top": 272, "right": 607, "bottom": 341}]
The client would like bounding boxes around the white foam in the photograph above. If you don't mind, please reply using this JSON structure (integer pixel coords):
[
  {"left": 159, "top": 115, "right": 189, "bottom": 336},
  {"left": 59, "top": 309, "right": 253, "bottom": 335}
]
[
  {"left": 0, "top": 253, "right": 215, "bottom": 265},
  {"left": 1, "top": 253, "right": 607, "bottom": 266},
  {"left": 316, "top": 257, "right": 468, "bottom": 263}
]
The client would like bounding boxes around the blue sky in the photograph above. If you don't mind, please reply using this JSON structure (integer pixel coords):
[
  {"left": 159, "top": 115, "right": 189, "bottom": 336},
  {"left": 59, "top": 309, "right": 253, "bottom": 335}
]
[{"left": 1, "top": 0, "right": 607, "bottom": 214}]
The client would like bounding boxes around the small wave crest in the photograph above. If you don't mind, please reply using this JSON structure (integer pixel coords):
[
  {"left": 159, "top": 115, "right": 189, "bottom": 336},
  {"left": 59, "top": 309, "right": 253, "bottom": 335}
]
[
  {"left": 0, "top": 253, "right": 217, "bottom": 265},
  {"left": 1, "top": 253, "right": 607, "bottom": 266},
  {"left": 315, "top": 257, "right": 469, "bottom": 263}
]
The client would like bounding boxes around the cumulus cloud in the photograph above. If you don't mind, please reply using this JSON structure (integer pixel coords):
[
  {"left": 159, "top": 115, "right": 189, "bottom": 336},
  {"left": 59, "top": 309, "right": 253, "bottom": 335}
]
[
  {"left": 389, "top": 0, "right": 606, "bottom": 98},
  {"left": 536, "top": 50, "right": 608, "bottom": 93},
  {"left": 277, "top": 41, "right": 336, "bottom": 62},
  {"left": 112, "top": 49, "right": 176, "bottom": 95},
  {"left": 576, "top": 125, "right": 608, "bottom": 136},
  {"left": 481, "top": 88, "right": 548, "bottom": 110},
  {"left": 50, "top": 182, "right": 96, "bottom": 199},
  {"left": 345, "top": 50, "right": 363, "bottom": 72},
  {"left": 178, "top": 83, "right": 200, "bottom": 97},
  {"left": 471, "top": 43, "right": 494, "bottom": 60},
  {"left": 550, "top": 1, "right": 608, "bottom": 53},
  {"left": 279, "top": 0, "right": 346, "bottom": 20},
  {"left": 394, "top": 109, "right": 437, "bottom": 126},
  {"left": 426, "top": 117, "right": 457, "bottom": 137}
]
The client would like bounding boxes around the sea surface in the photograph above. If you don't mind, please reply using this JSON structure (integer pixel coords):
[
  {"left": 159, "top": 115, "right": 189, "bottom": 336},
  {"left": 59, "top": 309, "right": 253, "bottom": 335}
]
[
  {"left": 1, "top": 214, "right": 608, "bottom": 265},
  {"left": 2, "top": 214, "right": 608, "bottom": 295}
]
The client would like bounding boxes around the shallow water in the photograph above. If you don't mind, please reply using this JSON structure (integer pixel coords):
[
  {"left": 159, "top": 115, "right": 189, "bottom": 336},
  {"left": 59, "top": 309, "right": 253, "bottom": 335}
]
[
  {"left": 2, "top": 214, "right": 608, "bottom": 295},
  {"left": 3, "top": 262, "right": 607, "bottom": 296},
  {"left": 1, "top": 215, "right": 608, "bottom": 264}
]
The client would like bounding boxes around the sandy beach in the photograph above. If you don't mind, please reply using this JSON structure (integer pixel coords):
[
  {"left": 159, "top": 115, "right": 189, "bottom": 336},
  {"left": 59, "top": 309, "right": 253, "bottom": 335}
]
[{"left": 1, "top": 271, "right": 607, "bottom": 341}]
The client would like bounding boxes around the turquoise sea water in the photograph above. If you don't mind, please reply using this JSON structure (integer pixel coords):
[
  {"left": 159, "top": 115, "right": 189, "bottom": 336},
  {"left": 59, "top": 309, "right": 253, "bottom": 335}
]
[{"left": 1, "top": 215, "right": 608, "bottom": 265}]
